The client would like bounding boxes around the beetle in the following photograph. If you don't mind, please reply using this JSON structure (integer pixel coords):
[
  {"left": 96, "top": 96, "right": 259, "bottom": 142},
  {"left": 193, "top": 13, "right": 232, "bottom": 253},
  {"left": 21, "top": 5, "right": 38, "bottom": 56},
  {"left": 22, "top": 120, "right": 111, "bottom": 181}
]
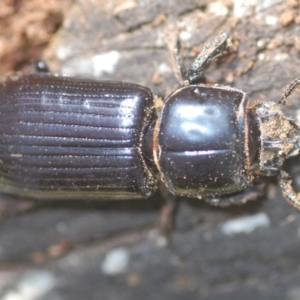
[{"left": 0, "top": 32, "right": 299, "bottom": 227}]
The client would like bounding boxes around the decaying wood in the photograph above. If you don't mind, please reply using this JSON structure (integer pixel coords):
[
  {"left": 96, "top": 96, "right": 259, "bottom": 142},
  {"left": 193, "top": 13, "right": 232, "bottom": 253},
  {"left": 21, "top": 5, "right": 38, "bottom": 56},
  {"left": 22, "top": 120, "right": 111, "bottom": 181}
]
[{"left": 1, "top": 1, "right": 300, "bottom": 299}]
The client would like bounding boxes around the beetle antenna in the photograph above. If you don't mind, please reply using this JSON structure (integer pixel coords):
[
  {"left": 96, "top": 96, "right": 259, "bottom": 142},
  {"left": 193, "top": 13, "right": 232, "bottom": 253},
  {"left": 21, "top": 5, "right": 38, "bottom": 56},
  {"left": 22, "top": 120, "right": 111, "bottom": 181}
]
[{"left": 278, "top": 77, "right": 300, "bottom": 105}]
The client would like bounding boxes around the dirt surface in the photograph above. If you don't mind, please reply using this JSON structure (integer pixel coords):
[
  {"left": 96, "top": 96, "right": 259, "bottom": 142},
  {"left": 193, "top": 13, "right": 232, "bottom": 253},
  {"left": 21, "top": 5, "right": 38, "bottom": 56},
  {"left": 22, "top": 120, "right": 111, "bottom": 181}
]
[
  {"left": 0, "top": 0, "right": 73, "bottom": 74},
  {"left": 1, "top": 0, "right": 300, "bottom": 299}
]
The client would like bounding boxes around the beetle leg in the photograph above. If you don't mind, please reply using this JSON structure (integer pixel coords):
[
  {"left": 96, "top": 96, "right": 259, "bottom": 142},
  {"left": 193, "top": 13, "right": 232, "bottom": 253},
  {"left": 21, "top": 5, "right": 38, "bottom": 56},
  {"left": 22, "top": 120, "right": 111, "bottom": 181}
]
[
  {"left": 165, "top": 24, "right": 186, "bottom": 86},
  {"left": 277, "top": 78, "right": 300, "bottom": 210},
  {"left": 0, "top": 196, "right": 35, "bottom": 221},
  {"left": 165, "top": 30, "right": 234, "bottom": 85},
  {"left": 205, "top": 184, "right": 265, "bottom": 207},
  {"left": 279, "top": 171, "right": 300, "bottom": 210},
  {"left": 186, "top": 32, "right": 233, "bottom": 85},
  {"left": 158, "top": 181, "right": 180, "bottom": 243}
]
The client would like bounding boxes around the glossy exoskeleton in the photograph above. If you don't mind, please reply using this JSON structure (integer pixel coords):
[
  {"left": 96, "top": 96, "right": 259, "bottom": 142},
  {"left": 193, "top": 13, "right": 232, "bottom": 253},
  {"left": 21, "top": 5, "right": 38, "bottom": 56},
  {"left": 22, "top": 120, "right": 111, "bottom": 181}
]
[{"left": 0, "top": 33, "right": 300, "bottom": 213}]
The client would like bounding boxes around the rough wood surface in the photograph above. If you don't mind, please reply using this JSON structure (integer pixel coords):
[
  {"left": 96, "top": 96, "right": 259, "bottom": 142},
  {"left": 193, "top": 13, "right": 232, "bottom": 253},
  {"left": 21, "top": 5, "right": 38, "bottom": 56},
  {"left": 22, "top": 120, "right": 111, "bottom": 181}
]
[{"left": 1, "top": 1, "right": 300, "bottom": 299}]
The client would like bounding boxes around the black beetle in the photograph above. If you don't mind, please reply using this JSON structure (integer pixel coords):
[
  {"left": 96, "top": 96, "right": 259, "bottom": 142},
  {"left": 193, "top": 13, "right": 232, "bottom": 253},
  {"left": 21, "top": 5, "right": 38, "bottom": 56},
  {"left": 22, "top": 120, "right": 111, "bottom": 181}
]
[{"left": 0, "top": 32, "right": 299, "bottom": 219}]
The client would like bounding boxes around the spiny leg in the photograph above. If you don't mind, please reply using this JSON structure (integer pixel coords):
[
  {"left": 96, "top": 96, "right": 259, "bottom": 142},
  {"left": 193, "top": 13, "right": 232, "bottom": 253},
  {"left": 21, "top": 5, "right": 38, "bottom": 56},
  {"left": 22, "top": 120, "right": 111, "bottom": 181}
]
[
  {"left": 165, "top": 24, "right": 186, "bottom": 86},
  {"left": 0, "top": 196, "right": 35, "bottom": 221},
  {"left": 205, "top": 184, "right": 266, "bottom": 207},
  {"left": 186, "top": 31, "right": 233, "bottom": 84},
  {"left": 158, "top": 181, "right": 180, "bottom": 244},
  {"left": 166, "top": 30, "right": 234, "bottom": 86},
  {"left": 279, "top": 171, "right": 300, "bottom": 210},
  {"left": 277, "top": 78, "right": 300, "bottom": 210}
]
